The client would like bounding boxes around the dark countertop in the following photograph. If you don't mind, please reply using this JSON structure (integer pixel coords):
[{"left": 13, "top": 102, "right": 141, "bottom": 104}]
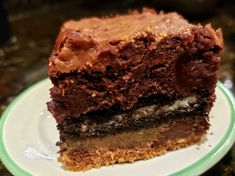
[{"left": 0, "top": 1, "right": 235, "bottom": 175}]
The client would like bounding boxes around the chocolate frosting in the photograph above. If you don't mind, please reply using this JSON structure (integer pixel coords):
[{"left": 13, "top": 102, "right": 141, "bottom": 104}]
[
  {"left": 49, "top": 10, "right": 222, "bottom": 76},
  {"left": 49, "top": 9, "right": 196, "bottom": 75}
]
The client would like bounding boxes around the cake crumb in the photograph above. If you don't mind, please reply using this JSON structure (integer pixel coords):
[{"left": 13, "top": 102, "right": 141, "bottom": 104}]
[{"left": 91, "top": 93, "right": 96, "bottom": 97}]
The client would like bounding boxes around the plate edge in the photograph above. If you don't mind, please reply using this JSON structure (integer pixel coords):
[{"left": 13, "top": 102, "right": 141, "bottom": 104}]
[
  {"left": 171, "top": 82, "right": 235, "bottom": 176},
  {"left": 0, "top": 78, "right": 49, "bottom": 176}
]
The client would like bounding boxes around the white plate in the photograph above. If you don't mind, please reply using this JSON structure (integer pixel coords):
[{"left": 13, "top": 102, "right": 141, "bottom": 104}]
[{"left": 0, "top": 79, "right": 235, "bottom": 176}]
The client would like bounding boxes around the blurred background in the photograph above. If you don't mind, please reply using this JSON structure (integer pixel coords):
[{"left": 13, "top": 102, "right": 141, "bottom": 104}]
[{"left": 0, "top": 0, "right": 235, "bottom": 175}]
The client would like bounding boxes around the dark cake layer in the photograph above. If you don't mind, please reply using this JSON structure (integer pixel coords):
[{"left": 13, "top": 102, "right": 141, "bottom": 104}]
[{"left": 56, "top": 93, "right": 213, "bottom": 140}]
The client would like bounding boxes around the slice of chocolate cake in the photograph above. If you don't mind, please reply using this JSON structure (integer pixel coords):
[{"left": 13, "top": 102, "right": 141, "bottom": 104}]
[{"left": 47, "top": 8, "right": 223, "bottom": 171}]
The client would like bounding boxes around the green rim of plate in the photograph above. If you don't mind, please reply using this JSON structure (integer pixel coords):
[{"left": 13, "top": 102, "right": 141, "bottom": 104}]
[{"left": 0, "top": 79, "right": 235, "bottom": 176}]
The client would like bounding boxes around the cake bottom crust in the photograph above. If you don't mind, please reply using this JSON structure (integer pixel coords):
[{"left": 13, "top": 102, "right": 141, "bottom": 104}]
[{"left": 59, "top": 116, "right": 209, "bottom": 171}]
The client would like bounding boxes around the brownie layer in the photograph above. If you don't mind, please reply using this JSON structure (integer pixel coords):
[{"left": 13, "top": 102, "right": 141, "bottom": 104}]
[
  {"left": 59, "top": 116, "right": 209, "bottom": 171},
  {"left": 57, "top": 94, "right": 214, "bottom": 140},
  {"left": 48, "top": 27, "right": 221, "bottom": 122}
]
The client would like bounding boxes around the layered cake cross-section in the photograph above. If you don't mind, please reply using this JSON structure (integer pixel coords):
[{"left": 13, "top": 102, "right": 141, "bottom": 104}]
[{"left": 47, "top": 9, "right": 223, "bottom": 171}]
